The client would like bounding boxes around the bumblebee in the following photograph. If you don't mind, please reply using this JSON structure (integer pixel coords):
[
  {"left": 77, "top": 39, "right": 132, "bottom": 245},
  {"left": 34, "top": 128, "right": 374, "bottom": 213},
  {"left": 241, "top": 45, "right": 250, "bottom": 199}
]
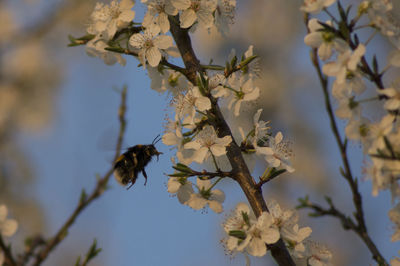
[{"left": 113, "top": 135, "right": 162, "bottom": 189}]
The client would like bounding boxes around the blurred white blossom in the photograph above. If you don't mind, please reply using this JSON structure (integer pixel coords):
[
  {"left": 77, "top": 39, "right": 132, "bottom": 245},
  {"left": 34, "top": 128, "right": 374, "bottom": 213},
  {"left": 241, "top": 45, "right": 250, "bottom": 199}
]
[
  {"left": 300, "top": 0, "right": 336, "bottom": 14},
  {"left": 0, "top": 205, "right": 18, "bottom": 237},
  {"left": 322, "top": 44, "right": 366, "bottom": 84},
  {"left": 304, "top": 19, "right": 347, "bottom": 61},
  {"left": 214, "top": 0, "right": 236, "bottom": 35},
  {"left": 86, "top": 37, "right": 127, "bottom": 66},
  {"left": 167, "top": 177, "right": 194, "bottom": 204}
]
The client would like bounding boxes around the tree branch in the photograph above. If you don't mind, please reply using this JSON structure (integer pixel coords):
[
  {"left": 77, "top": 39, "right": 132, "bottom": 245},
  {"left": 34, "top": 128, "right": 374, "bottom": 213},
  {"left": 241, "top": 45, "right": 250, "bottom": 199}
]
[
  {"left": 304, "top": 14, "right": 388, "bottom": 266},
  {"left": 298, "top": 197, "right": 388, "bottom": 266},
  {"left": 168, "top": 16, "right": 295, "bottom": 266},
  {"left": 32, "top": 87, "right": 128, "bottom": 266}
]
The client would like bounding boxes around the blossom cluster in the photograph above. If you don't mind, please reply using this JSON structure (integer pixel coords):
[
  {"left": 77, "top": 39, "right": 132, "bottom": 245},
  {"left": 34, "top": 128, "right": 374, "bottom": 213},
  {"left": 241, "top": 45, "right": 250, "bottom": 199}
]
[
  {"left": 162, "top": 46, "right": 294, "bottom": 213},
  {"left": 80, "top": 0, "right": 296, "bottom": 218},
  {"left": 222, "top": 202, "right": 332, "bottom": 265},
  {"left": 302, "top": 0, "right": 400, "bottom": 248},
  {"left": 84, "top": 0, "right": 237, "bottom": 66},
  {"left": 77, "top": 0, "right": 301, "bottom": 263}
]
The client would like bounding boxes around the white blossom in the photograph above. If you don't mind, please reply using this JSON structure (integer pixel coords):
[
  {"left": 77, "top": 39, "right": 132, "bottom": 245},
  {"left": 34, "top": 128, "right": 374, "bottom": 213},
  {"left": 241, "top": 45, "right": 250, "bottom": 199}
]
[
  {"left": 129, "top": 25, "right": 173, "bottom": 67},
  {"left": 167, "top": 176, "right": 194, "bottom": 204},
  {"left": 184, "top": 125, "right": 232, "bottom": 163},
  {"left": 247, "top": 109, "right": 270, "bottom": 148},
  {"left": 345, "top": 116, "right": 371, "bottom": 142},
  {"left": 171, "top": 0, "right": 217, "bottom": 29},
  {"left": 379, "top": 83, "right": 400, "bottom": 111},
  {"left": 302, "top": 240, "right": 333, "bottom": 266},
  {"left": 214, "top": 0, "right": 236, "bottom": 35},
  {"left": 267, "top": 200, "right": 299, "bottom": 236},
  {"left": 367, "top": 114, "right": 395, "bottom": 152},
  {"left": 368, "top": 0, "right": 400, "bottom": 43},
  {"left": 300, "top": 0, "right": 336, "bottom": 14},
  {"left": 256, "top": 132, "right": 295, "bottom": 173},
  {"left": 162, "top": 119, "right": 184, "bottom": 148},
  {"left": 147, "top": 66, "right": 187, "bottom": 94},
  {"left": 335, "top": 96, "right": 361, "bottom": 120},
  {"left": 283, "top": 224, "right": 312, "bottom": 258},
  {"left": 227, "top": 74, "right": 260, "bottom": 116},
  {"left": 186, "top": 178, "right": 225, "bottom": 213},
  {"left": 171, "top": 85, "right": 211, "bottom": 128},
  {"left": 244, "top": 212, "right": 280, "bottom": 257},
  {"left": 224, "top": 203, "right": 255, "bottom": 233},
  {"left": 331, "top": 73, "right": 365, "bottom": 100},
  {"left": 304, "top": 19, "right": 347, "bottom": 61},
  {"left": 223, "top": 203, "right": 280, "bottom": 257},
  {"left": 322, "top": 44, "right": 366, "bottom": 84},
  {"left": 88, "top": 0, "right": 135, "bottom": 40},
  {"left": 143, "top": 0, "right": 178, "bottom": 33}
]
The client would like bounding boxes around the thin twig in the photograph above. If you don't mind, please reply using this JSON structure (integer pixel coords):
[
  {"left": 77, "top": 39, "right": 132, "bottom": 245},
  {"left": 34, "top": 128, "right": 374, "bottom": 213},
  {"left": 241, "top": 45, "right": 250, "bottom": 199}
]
[
  {"left": 300, "top": 198, "right": 388, "bottom": 266},
  {"left": 32, "top": 87, "right": 128, "bottom": 266},
  {"left": 17, "top": 235, "right": 45, "bottom": 266},
  {"left": 304, "top": 14, "right": 388, "bottom": 266}
]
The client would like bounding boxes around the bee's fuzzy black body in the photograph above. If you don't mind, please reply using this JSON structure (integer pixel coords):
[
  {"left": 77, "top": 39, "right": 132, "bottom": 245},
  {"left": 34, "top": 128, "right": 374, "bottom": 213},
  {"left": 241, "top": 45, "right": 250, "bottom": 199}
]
[{"left": 113, "top": 137, "right": 162, "bottom": 189}]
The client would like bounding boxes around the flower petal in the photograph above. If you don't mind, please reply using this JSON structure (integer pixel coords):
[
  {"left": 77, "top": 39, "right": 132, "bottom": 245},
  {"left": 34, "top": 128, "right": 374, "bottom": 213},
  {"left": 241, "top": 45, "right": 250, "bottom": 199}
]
[
  {"left": 154, "top": 35, "right": 173, "bottom": 49},
  {"left": 146, "top": 46, "right": 162, "bottom": 67},
  {"left": 180, "top": 9, "right": 197, "bottom": 28}
]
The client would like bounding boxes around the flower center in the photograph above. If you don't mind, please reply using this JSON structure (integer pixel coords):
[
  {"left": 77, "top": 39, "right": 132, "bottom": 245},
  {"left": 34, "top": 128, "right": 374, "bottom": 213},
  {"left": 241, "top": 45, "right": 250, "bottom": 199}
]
[
  {"left": 191, "top": 1, "right": 201, "bottom": 11},
  {"left": 144, "top": 39, "right": 154, "bottom": 49},
  {"left": 359, "top": 123, "right": 369, "bottom": 137},
  {"left": 322, "top": 32, "right": 335, "bottom": 43}
]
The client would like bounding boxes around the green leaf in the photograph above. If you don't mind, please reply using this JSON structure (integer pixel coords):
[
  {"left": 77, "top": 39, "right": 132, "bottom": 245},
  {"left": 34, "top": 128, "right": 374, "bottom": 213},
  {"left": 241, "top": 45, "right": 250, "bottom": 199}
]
[
  {"left": 172, "top": 163, "right": 193, "bottom": 173},
  {"left": 317, "top": 21, "right": 337, "bottom": 33},
  {"left": 67, "top": 34, "right": 96, "bottom": 47},
  {"left": 230, "top": 55, "right": 237, "bottom": 69},
  {"left": 345, "top": 5, "right": 353, "bottom": 20},
  {"left": 68, "top": 35, "right": 76, "bottom": 43},
  {"left": 239, "top": 55, "right": 258, "bottom": 69},
  {"left": 296, "top": 195, "right": 309, "bottom": 209},
  {"left": 104, "top": 47, "right": 125, "bottom": 53},
  {"left": 168, "top": 172, "right": 189, "bottom": 178},
  {"left": 228, "top": 230, "right": 246, "bottom": 240},
  {"left": 337, "top": 1, "right": 347, "bottom": 23},
  {"left": 86, "top": 239, "right": 102, "bottom": 261},
  {"left": 267, "top": 168, "right": 286, "bottom": 180},
  {"left": 75, "top": 256, "right": 82, "bottom": 266}
]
